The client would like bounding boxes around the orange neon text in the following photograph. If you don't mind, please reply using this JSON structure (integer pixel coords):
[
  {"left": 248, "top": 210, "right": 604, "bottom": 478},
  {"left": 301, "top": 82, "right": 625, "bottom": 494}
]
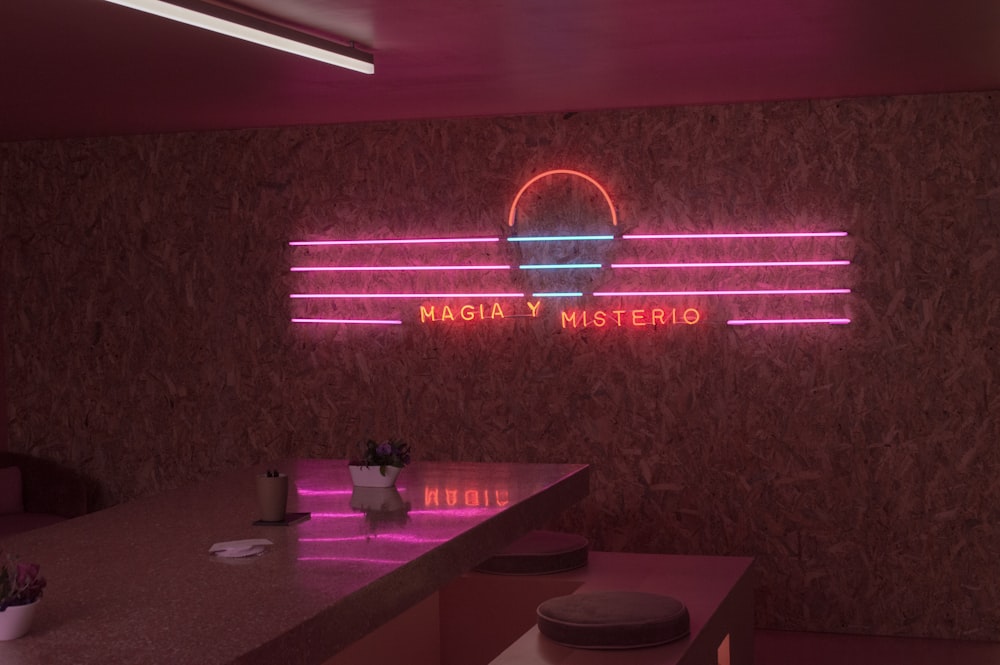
[
  {"left": 560, "top": 307, "right": 702, "bottom": 329},
  {"left": 420, "top": 301, "right": 541, "bottom": 323}
]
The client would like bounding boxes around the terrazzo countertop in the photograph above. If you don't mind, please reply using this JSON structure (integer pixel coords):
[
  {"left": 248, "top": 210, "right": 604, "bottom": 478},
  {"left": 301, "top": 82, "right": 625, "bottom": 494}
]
[{"left": 0, "top": 459, "right": 589, "bottom": 665}]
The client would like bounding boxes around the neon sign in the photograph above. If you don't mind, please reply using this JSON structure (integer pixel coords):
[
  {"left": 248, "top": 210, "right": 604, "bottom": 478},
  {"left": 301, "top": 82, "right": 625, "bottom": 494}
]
[
  {"left": 561, "top": 307, "right": 702, "bottom": 329},
  {"left": 419, "top": 301, "right": 541, "bottom": 323},
  {"left": 289, "top": 170, "right": 852, "bottom": 328}
]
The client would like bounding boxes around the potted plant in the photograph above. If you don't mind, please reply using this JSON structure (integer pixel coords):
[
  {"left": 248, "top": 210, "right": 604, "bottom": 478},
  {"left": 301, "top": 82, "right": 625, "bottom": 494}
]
[
  {"left": 348, "top": 438, "right": 412, "bottom": 487},
  {"left": 0, "top": 550, "right": 46, "bottom": 641}
]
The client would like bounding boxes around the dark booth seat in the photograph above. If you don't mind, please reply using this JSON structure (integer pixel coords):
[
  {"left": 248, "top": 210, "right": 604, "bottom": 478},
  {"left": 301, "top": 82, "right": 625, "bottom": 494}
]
[{"left": 0, "top": 452, "right": 91, "bottom": 539}]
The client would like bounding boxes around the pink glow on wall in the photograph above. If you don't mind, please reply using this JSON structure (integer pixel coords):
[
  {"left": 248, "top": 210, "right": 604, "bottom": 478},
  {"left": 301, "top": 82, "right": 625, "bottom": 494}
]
[{"left": 507, "top": 169, "right": 618, "bottom": 227}]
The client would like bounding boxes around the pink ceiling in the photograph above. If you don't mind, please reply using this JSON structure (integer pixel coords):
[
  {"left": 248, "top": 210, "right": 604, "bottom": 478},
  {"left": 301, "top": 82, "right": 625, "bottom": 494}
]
[{"left": 2, "top": 0, "right": 1000, "bottom": 142}]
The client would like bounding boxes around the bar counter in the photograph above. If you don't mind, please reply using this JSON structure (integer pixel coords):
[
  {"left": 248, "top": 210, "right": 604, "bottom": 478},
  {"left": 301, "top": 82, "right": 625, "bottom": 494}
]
[{"left": 0, "top": 459, "right": 589, "bottom": 665}]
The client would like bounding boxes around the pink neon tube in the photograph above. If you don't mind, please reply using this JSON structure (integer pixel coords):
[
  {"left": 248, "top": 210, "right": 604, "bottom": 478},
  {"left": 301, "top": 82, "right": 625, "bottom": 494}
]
[
  {"left": 610, "top": 260, "right": 850, "bottom": 268},
  {"left": 622, "top": 232, "right": 848, "bottom": 239},
  {"left": 592, "top": 289, "right": 851, "bottom": 296},
  {"left": 289, "top": 237, "right": 500, "bottom": 246},
  {"left": 291, "top": 318, "right": 403, "bottom": 325},
  {"left": 290, "top": 293, "right": 526, "bottom": 299},
  {"left": 727, "top": 318, "right": 852, "bottom": 325},
  {"left": 291, "top": 265, "right": 511, "bottom": 272}
]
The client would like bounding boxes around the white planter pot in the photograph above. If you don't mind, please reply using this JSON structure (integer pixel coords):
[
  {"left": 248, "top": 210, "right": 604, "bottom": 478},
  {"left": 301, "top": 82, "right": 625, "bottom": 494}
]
[
  {"left": 0, "top": 600, "right": 39, "bottom": 641},
  {"left": 349, "top": 464, "right": 401, "bottom": 488}
]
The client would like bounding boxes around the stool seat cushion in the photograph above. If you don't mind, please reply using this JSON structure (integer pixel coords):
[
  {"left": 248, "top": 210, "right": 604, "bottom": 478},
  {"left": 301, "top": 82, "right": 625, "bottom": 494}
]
[
  {"left": 475, "top": 530, "right": 589, "bottom": 575},
  {"left": 536, "top": 591, "right": 690, "bottom": 649}
]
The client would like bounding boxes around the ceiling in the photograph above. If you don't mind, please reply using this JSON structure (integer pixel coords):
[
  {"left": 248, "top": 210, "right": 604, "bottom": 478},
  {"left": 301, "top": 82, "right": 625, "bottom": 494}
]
[{"left": 2, "top": 0, "right": 1000, "bottom": 143}]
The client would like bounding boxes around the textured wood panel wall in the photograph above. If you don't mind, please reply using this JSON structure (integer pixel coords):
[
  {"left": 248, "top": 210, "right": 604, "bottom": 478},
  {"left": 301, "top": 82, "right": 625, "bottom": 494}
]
[{"left": 2, "top": 92, "right": 999, "bottom": 639}]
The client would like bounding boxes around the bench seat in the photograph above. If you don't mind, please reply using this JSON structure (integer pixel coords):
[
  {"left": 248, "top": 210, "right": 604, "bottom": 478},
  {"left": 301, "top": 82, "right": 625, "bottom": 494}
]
[{"left": 440, "top": 551, "right": 755, "bottom": 665}]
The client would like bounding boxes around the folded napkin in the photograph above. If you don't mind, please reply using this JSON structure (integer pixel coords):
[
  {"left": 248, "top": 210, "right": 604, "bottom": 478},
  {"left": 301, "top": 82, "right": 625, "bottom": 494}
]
[{"left": 209, "top": 539, "right": 273, "bottom": 558}]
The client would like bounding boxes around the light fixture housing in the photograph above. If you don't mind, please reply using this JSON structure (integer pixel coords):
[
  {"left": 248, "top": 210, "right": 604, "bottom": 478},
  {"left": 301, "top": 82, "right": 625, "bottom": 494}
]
[{"left": 104, "top": 0, "right": 374, "bottom": 74}]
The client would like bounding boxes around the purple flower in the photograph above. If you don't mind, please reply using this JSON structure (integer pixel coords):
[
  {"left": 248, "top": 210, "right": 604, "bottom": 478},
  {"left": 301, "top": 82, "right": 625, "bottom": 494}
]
[
  {"left": 352, "top": 438, "right": 412, "bottom": 469},
  {"left": 16, "top": 563, "right": 40, "bottom": 587},
  {"left": 0, "top": 551, "right": 46, "bottom": 608}
]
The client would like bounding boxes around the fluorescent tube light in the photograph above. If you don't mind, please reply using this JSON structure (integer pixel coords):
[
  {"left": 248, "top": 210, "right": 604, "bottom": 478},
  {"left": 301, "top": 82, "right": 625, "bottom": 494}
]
[{"left": 104, "top": 0, "right": 374, "bottom": 74}]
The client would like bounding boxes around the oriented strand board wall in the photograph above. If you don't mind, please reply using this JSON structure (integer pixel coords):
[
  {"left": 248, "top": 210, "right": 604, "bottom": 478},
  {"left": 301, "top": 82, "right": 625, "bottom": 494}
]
[{"left": 2, "top": 92, "right": 999, "bottom": 639}]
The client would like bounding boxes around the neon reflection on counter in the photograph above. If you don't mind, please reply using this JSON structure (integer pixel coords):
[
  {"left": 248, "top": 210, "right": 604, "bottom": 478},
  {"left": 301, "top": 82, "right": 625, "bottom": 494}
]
[
  {"left": 423, "top": 486, "right": 510, "bottom": 508},
  {"left": 297, "top": 556, "right": 408, "bottom": 565},
  {"left": 299, "top": 534, "right": 448, "bottom": 544}
]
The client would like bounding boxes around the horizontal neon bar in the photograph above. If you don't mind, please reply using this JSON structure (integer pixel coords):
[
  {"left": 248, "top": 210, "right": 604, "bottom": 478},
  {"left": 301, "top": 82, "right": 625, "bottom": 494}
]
[
  {"left": 289, "top": 232, "right": 847, "bottom": 246},
  {"left": 519, "top": 263, "right": 602, "bottom": 270},
  {"left": 289, "top": 237, "right": 500, "bottom": 246},
  {"left": 291, "top": 265, "right": 510, "bottom": 272},
  {"left": 291, "top": 318, "right": 403, "bottom": 325},
  {"left": 622, "top": 232, "right": 848, "bottom": 239},
  {"left": 592, "top": 289, "right": 851, "bottom": 296},
  {"left": 611, "top": 260, "right": 851, "bottom": 268},
  {"left": 508, "top": 235, "right": 615, "bottom": 242},
  {"left": 532, "top": 292, "right": 584, "bottom": 298},
  {"left": 291, "top": 293, "right": 526, "bottom": 299},
  {"left": 727, "top": 318, "right": 852, "bottom": 325}
]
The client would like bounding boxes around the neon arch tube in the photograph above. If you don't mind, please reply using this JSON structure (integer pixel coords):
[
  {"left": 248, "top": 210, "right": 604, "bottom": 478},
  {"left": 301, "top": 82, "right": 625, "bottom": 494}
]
[
  {"left": 508, "top": 169, "right": 617, "bottom": 227},
  {"left": 532, "top": 292, "right": 584, "bottom": 298}
]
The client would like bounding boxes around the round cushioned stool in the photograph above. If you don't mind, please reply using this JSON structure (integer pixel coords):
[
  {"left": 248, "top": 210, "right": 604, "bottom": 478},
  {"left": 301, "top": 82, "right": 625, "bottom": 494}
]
[
  {"left": 536, "top": 591, "right": 690, "bottom": 649},
  {"left": 475, "top": 530, "right": 589, "bottom": 575}
]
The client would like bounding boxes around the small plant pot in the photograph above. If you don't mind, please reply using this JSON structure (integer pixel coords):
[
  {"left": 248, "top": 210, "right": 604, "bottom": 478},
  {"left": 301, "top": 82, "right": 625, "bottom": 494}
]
[
  {"left": 349, "top": 464, "right": 401, "bottom": 488},
  {"left": 0, "top": 600, "right": 39, "bottom": 641}
]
